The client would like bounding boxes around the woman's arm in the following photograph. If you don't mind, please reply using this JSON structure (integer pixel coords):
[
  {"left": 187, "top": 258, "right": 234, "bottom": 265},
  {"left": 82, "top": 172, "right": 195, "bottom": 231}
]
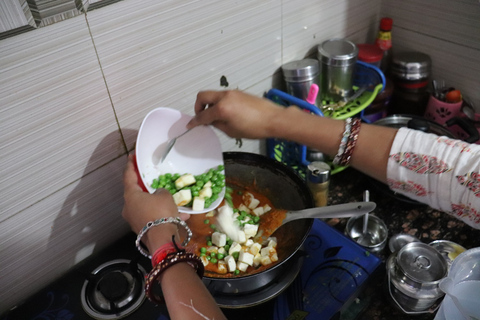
[
  {"left": 122, "top": 155, "right": 227, "bottom": 320},
  {"left": 187, "top": 90, "right": 397, "bottom": 183}
]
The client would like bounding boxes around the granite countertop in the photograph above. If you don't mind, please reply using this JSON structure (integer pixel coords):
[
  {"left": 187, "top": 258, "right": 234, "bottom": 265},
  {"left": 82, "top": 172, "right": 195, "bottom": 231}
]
[{"left": 326, "top": 167, "right": 480, "bottom": 320}]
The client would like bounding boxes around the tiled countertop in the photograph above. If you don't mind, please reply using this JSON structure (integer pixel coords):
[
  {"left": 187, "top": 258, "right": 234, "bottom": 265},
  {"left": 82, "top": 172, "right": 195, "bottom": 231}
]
[{"left": 326, "top": 167, "right": 480, "bottom": 320}]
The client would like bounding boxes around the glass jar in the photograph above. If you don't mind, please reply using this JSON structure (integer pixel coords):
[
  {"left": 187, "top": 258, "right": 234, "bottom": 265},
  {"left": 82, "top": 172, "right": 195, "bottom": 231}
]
[{"left": 307, "top": 161, "right": 331, "bottom": 207}]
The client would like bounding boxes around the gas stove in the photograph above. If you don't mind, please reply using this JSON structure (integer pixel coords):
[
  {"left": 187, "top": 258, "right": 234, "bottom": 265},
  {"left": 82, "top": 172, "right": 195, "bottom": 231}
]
[{"left": 0, "top": 220, "right": 381, "bottom": 320}]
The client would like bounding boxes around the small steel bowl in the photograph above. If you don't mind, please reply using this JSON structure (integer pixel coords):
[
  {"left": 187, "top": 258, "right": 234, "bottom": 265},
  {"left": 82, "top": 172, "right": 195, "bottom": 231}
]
[{"left": 345, "top": 215, "right": 388, "bottom": 252}]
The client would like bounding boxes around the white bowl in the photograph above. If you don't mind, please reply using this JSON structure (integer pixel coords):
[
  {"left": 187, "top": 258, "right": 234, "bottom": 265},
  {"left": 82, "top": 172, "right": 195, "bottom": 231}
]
[{"left": 136, "top": 107, "right": 224, "bottom": 214}]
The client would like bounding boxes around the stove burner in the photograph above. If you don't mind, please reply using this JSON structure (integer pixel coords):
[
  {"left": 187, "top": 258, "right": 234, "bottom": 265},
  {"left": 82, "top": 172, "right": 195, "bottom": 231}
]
[{"left": 81, "top": 259, "right": 147, "bottom": 319}]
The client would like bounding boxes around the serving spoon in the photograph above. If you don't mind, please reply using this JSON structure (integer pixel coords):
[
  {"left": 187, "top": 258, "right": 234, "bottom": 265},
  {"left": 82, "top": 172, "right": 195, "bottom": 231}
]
[
  {"left": 253, "top": 201, "right": 376, "bottom": 242},
  {"left": 156, "top": 128, "right": 193, "bottom": 164}
]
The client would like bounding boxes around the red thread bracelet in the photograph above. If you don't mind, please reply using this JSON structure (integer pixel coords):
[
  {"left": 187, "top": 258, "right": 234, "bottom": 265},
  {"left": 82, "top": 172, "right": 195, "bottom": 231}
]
[{"left": 151, "top": 242, "right": 182, "bottom": 267}]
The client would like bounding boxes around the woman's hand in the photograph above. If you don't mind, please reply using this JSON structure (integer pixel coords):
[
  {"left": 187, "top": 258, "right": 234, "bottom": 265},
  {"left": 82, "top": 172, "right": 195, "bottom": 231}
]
[
  {"left": 187, "top": 90, "right": 284, "bottom": 139},
  {"left": 122, "top": 155, "right": 189, "bottom": 249}
]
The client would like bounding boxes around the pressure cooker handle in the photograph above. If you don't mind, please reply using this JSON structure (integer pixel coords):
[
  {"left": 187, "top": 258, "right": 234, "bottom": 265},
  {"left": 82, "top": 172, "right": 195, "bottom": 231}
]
[
  {"left": 445, "top": 117, "right": 480, "bottom": 143},
  {"left": 407, "top": 118, "right": 430, "bottom": 133}
]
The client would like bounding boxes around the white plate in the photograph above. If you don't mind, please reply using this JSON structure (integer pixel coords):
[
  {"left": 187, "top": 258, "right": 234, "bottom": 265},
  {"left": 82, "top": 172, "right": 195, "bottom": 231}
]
[{"left": 136, "top": 107, "right": 224, "bottom": 214}]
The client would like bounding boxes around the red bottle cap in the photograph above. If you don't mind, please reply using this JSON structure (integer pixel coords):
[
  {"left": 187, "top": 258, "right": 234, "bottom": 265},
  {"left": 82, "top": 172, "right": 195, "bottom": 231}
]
[
  {"left": 357, "top": 44, "right": 384, "bottom": 63},
  {"left": 380, "top": 17, "right": 393, "bottom": 31}
]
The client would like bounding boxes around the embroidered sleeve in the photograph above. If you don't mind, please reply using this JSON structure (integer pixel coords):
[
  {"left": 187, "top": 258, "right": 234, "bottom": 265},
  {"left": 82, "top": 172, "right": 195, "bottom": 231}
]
[{"left": 387, "top": 127, "right": 480, "bottom": 229}]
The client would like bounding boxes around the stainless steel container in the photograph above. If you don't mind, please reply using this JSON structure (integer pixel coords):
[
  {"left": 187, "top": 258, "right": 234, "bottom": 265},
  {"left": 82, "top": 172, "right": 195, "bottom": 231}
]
[
  {"left": 386, "top": 242, "right": 447, "bottom": 314},
  {"left": 345, "top": 214, "right": 388, "bottom": 252},
  {"left": 281, "top": 59, "right": 321, "bottom": 107},
  {"left": 317, "top": 38, "right": 358, "bottom": 101}
]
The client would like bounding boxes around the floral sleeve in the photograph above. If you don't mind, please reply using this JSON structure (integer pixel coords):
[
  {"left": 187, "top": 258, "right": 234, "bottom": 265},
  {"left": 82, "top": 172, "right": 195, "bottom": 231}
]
[{"left": 387, "top": 127, "right": 480, "bottom": 229}]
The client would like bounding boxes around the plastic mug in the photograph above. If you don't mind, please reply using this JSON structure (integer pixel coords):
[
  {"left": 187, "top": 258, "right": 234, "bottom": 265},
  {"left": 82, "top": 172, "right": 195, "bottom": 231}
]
[
  {"left": 434, "top": 247, "right": 480, "bottom": 320},
  {"left": 424, "top": 95, "right": 463, "bottom": 126}
]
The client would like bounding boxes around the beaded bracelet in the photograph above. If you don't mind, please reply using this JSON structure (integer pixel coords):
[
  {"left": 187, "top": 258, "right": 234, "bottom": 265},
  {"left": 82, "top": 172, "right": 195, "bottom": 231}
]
[
  {"left": 145, "top": 245, "right": 204, "bottom": 304},
  {"left": 135, "top": 217, "right": 192, "bottom": 259},
  {"left": 338, "top": 118, "right": 361, "bottom": 166},
  {"left": 333, "top": 118, "right": 353, "bottom": 165}
]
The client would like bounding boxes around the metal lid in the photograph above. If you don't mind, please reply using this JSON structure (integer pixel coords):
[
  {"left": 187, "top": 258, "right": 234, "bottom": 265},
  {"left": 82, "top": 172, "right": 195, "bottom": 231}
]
[
  {"left": 390, "top": 52, "right": 431, "bottom": 81},
  {"left": 307, "top": 161, "right": 331, "bottom": 183},
  {"left": 357, "top": 43, "right": 383, "bottom": 63},
  {"left": 389, "top": 233, "right": 421, "bottom": 253},
  {"left": 429, "top": 240, "right": 466, "bottom": 267},
  {"left": 396, "top": 242, "right": 447, "bottom": 282},
  {"left": 282, "top": 59, "right": 320, "bottom": 82},
  {"left": 318, "top": 38, "right": 358, "bottom": 66}
]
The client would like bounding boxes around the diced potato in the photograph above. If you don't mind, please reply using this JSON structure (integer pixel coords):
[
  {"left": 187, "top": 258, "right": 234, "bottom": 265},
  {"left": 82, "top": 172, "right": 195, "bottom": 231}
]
[
  {"left": 271, "top": 253, "right": 279, "bottom": 262},
  {"left": 267, "top": 238, "right": 277, "bottom": 248},
  {"left": 252, "top": 207, "right": 264, "bottom": 216},
  {"left": 212, "top": 232, "right": 227, "bottom": 247},
  {"left": 172, "top": 189, "right": 192, "bottom": 206},
  {"left": 229, "top": 242, "right": 242, "bottom": 255},
  {"left": 175, "top": 174, "right": 196, "bottom": 189},
  {"left": 238, "top": 252, "right": 254, "bottom": 266},
  {"left": 204, "top": 181, "right": 212, "bottom": 188},
  {"left": 218, "top": 247, "right": 226, "bottom": 255},
  {"left": 237, "top": 261, "right": 249, "bottom": 272},
  {"left": 206, "top": 246, "right": 218, "bottom": 254},
  {"left": 245, "top": 239, "right": 254, "bottom": 247},
  {"left": 243, "top": 224, "right": 259, "bottom": 239},
  {"left": 200, "top": 256, "right": 209, "bottom": 267},
  {"left": 225, "top": 255, "right": 236, "bottom": 272},
  {"left": 260, "top": 255, "right": 272, "bottom": 266},
  {"left": 249, "top": 243, "right": 262, "bottom": 256},
  {"left": 263, "top": 204, "right": 272, "bottom": 213},
  {"left": 253, "top": 253, "right": 262, "bottom": 267},
  {"left": 199, "top": 186, "right": 212, "bottom": 199},
  {"left": 260, "top": 247, "right": 270, "bottom": 257},
  {"left": 237, "top": 230, "right": 246, "bottom": 244},
  {"left": 192, "top": 197, "right": 205, "bottom": 211},
  {"left": 217, "top": 261, "right": 228, "bottom": 274},
  {"left": 238, "top": 204, "right": 250, "bottom": 214},
  {"left": 243, "top": 192, "right": 260, "bottom": 209}
]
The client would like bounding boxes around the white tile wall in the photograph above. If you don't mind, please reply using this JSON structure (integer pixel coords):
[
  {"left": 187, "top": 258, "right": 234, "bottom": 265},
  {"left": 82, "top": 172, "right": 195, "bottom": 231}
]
[{"left": 1, "top": 0, "right": 478, "bottom": 314}]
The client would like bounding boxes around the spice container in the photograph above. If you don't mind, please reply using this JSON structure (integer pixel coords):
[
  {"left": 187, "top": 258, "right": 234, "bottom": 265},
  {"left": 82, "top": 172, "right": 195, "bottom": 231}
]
[
  {"left": 389, "top": 51, "right": 431, "bottom": 116},
  {"left": 282, "top": 59, "right": 321, "bottom": 107},
  {"left": 317, "top": 38, "right": 358, "bottom": 102},
  {"left": 306, "top": 161, "right": 330, "bottom": 207}
]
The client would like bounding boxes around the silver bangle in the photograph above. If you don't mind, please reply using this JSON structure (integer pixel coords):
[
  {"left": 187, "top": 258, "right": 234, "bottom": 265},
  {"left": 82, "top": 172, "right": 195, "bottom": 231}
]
[
  {"left": 135, "top": 217, "right": 192, "bottom": 259},
  {"left": 333, "top": 118, "right": 352, "bottom": 165}
]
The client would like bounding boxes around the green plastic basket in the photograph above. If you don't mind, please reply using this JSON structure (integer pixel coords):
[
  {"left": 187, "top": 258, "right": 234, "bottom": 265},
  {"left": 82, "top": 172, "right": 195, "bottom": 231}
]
[{"left": 266, "top": 61, "right": 385, "bottom": 178}]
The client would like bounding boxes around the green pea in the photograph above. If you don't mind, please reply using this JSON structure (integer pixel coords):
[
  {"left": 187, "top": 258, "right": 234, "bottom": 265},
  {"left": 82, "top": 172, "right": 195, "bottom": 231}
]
[
  {"left": 224, "top": 245, "right": 230, "bottom": 251},
  {"left": 203, "top": 219, "right": 210, "bottom": 224},
  {"left": 232, "top": 252, "right": 240, "bottom": 260},
  {"left": 210, "top": 252, "right": 216, "bottom": 258},
  {"left": 227, "top": 239, "right": 233, "bottom": 246},
  {"left": 210, "top": 224, "right": 216, "bottom": 230},
  {"left": 234, "top": 269, "right": 240, "bottom": 275},
  {"left": 200, "top": 247, "right": 207, "bottom": 253},
  {"left": 207, "top": 240, "right": 212, "bottom": 246},
  {"left": 210, "top": 258, "right": 218, "bottom": 264},
  {"left": 217, "top": 164, "right": 224, "bottom": 171},
  {"left": 206, "top": 256, "right": 211, "bottom": 261},
  {"left": 217, "top": 253, "right": 224, "bottom": 260}
]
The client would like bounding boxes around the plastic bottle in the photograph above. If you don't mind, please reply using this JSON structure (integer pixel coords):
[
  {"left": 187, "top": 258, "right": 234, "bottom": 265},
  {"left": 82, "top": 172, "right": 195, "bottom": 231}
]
[{"left": 375, "top": 17, "right": 393, "bottom": 73}]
